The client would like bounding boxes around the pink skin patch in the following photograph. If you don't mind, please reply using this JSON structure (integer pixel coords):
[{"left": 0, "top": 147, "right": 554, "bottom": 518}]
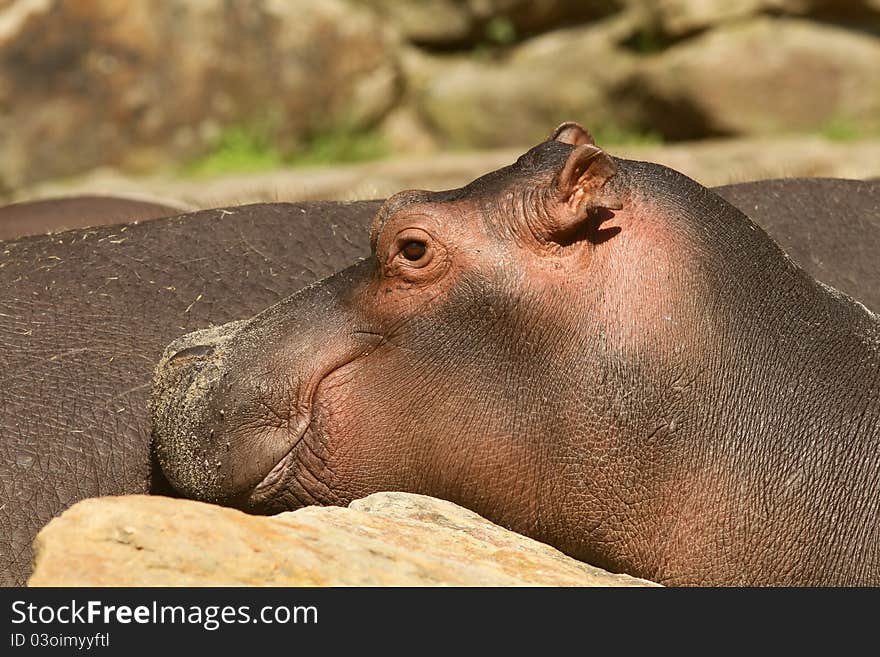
[{"left": 588, "top": 202, "right": 718, "bottom": 361}]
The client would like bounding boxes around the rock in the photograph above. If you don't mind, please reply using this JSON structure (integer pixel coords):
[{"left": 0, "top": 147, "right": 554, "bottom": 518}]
[
  {"left": 625, "top": 0, "right": 773, "bottom": 39},
  {"left": 28, "top": 493, "right": 658, "bottom": 586},
  {"left": 408, "top": 18, "right": 639, "bottom": 148},
  {"left": 364, "top": 0, "right": 474, "bottom": 47},
  {"left": 364, "top": 0, "right": 623, "bottom": 48},
  {"left": 0, "top": 0, "right": 400, "bottom": 192},
  {"left": 621, "top": 17, "right": 880, "bottom": 139},
  {"left": 378, "top": 105, "right": 443, "bottom": 156},
  {"left": 623, "top": 0, "right": 880, "bottom": 39},
  {"left": 467, "top": 0, "right": 625, "bottom": 41}
]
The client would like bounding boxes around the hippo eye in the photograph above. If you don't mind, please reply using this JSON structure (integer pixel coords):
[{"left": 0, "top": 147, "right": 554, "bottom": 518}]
[
  {"left": 401, "top": 240, "right": 427, "bottom": 261},
  {"left": 390, "top": 227, "right": 435, "bottom": 272}
]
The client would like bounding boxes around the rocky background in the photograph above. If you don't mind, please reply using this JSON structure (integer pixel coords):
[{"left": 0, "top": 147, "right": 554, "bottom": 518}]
[{"left": 1, "top": 0, "right": 879, "bottom": 204}]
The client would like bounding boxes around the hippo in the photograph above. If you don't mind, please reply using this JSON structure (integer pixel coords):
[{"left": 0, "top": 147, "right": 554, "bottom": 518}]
[
  {"left": 1, "top": 151, "right": 878, "bottom": 588},
  {"left": 152, "top": 124, "right": 880, "bottom": 586},
  {"left": 0, "top": 195, "right": 188, "bottom": 240}
]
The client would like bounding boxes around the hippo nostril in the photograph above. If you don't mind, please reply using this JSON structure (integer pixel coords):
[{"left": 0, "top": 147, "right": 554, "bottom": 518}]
[{"left": 167, "top": 343, "right": 216, "bottom": 366}]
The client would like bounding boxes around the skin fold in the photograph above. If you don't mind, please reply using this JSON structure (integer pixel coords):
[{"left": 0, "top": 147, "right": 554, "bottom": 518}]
[{"left": 151, "top": 125, "right": 879, "bottom": 586}]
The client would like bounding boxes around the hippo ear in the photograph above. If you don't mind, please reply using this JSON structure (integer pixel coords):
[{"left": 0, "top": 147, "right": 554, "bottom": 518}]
[
  {"left": 553, "top": 144, "right": 623, "bottom": 232},
  {"left": 550, "top": 121, "right": 595, "bottom": 146}
]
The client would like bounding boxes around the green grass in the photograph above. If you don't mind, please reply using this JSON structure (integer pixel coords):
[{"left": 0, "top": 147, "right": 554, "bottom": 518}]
[
  {"left": 820, "top": 118, "right": 863, "bottom": 143},
  {"left": 623, "top": 28, "right": 672, "bottom": 55},
  {"left": 286, "top": 128, "right": 388, "bottom": 167},
  {"left": 184, "top": 126, "right": 284, "bottom": 177},
  {"left": 182, "top": 121, "right": 668, "bottom": 178},
  {"left": 484, "top": 17, "right": 517, "bottom": 46},
  {"left": 184, "top": 124, "right": 389, "bottom": 177}
]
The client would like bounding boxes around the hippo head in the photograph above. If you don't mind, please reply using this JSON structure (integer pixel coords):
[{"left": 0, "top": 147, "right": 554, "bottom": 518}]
[{"left": 152, "top": 123, "right": 800, "bottom": 574}]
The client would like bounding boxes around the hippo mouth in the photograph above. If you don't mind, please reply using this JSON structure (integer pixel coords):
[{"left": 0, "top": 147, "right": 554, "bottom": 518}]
[
  {"left": 152, "top": 258, "right": 384, "bottom": 507},
  {"left": 154, "top": 349, "right": 313, "bottom": 507},
  {"left": 152, "top": 313, "right": 384, "bottom": 507},
  {"left": 153, "top": 347, "right": 312, "bottom": 506},
  {"left": 150, "top": 318, "right": 296, "bottom": 504}
]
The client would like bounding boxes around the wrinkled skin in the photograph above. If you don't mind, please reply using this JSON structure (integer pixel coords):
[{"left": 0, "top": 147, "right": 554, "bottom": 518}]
[
  {"left": 0, "top": 195, "right": 187, "bottom": 240},
  {"left": 1, "top": 169, "right": 878, "bottom": 588},
  {"left": 153, "top": 125, "right": 880, "bottom": 586}
]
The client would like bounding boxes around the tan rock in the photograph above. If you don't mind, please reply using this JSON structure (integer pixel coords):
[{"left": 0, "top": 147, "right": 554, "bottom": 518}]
[
  {"left": 28, "top": 492, "right": 658, "bottom": 586},
  {"left": 467, "top": 0, "right": 625, "bottom": 41},
  {"left": 409, "top": 19, "right": 639, "bottom": 148},
  {"left": 0, "top": 0, "right": 400, "bottom": 191},
  {"left": 624, "top": 0, "right": 782, "bottom": 39},
  {"left": 378, "top": 104, "right": 442, "bottom": 156},
  {"left": 363, "top": 0, "right": 474, "bottom": 46},
  {"left": 363, "top": 0, "right": 623, "bottom": 47},
  {"left": 623, "top": 0, "right": 880, "bottom": 38},
  {"left": 624, "top": 17, "right": 880, "bottom": 138}
]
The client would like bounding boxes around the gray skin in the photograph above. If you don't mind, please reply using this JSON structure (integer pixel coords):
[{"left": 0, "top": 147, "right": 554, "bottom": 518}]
[
  {"left": 0, "top": 195, "right": 187, "bottom": 241},
  {"left": 714, "top": 178, "right": 880, "bottom": 314},
  {"left": 152, "top": 126, "right": 879, "bottom": 586},
  {"left": 1, "top": 168, "right": 878, "bottom": 586}
]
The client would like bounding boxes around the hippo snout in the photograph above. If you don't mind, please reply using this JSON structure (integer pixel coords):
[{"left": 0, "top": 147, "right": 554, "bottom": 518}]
[
  {"left": 158, "top": 319, "right": 248, "bottom": 371},
  {"left": 151, "top": 260, "right": 377, "bottom": 509},
  {"left": 165, "top": 343, "right": 216, "bottom": 367},
  {"left": 151, "top": 319, "right": 251, "bottom": 502}
]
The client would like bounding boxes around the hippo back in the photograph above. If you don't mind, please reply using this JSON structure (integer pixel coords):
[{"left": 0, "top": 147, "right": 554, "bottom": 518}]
[
  {"left": 715, "top": 178, "right": 880, "bottom": 313},
  {"left": 0, "top": 195, "right": 188, "bottom": 241}
]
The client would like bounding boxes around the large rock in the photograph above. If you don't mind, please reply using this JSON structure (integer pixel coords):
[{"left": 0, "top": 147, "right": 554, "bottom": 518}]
[
  {"left": 408, "top": 18, "right": 639, "bottom": 148},
  {"left": 28, "top": 493, "right": 658, "bottom": 586},
  {"left": 623, "top": 1, "right": 880, "bottom": 39},
  {"left": 364, "top": 0, "right": 623, "bottom": 48},
  {"left": 0, "top": 0, "right": 399, "bottom": 192},
  {"left": 361, "top": 0, "right": 474, "bottom": 46},
  {"left": 621, "top": 17, "right": 880, "bottom": 139}
]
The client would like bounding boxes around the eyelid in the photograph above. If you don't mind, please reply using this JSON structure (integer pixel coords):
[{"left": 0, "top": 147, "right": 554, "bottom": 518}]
[
  {"left": 393, "top": 228, "right": 432, "bottom": 251},
  {"left": 386, "top": 227, "right": 438, "bottom": 272}
]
